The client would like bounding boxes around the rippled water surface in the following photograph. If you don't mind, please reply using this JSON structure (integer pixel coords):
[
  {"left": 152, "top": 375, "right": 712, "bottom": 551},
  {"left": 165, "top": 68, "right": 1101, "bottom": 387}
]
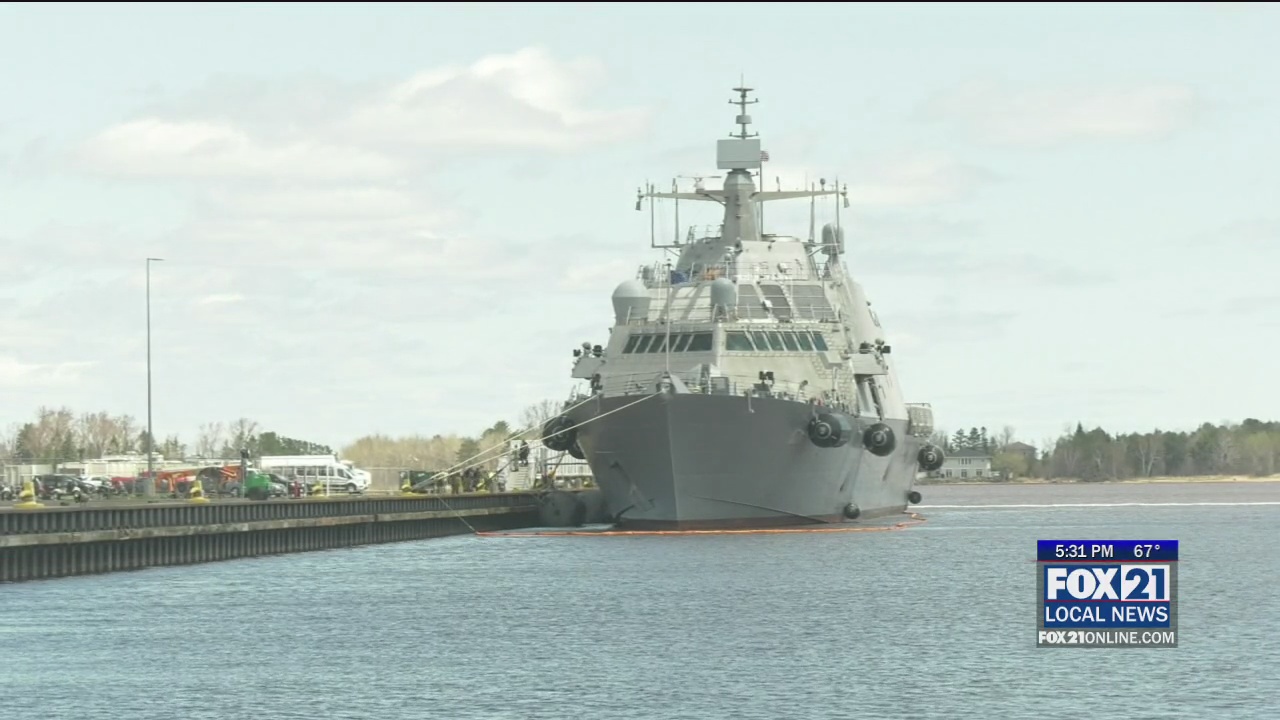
[{"left": 3, "top": 482, "right": 1278, "bottom": 719}]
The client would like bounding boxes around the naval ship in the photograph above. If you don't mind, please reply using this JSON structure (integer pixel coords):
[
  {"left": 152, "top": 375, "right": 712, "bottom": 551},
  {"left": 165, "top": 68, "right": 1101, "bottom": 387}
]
[{"left": 540, "top": 85, "right": 945, "bottom": 530}]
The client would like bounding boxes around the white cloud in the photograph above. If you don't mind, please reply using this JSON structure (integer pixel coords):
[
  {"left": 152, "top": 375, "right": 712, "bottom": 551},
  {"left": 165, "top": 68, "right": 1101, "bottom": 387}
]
[
  {"left": 81, "top": 118, "right": 402, "bottom": 181},
  {"left": 0, "top": 357, "right": 96, "bottom": 388},
  {"left": 196, "top": 293, "right": 243, "bottom": 305},
  {"left": 847, "top": 155, "right": 995, "bottom": 207},
  {"left": 3, "top": 47, "right": 654, "bottom": 444},
  {"left": 925, "top": 82, "right": 1199, "bottom": 147},
  {"left": 65, "top": 46, "right": 651, "bottom": 281},
  {"left": 344, "top": 47, "right": 647, "bottom": 152},
  {"left": 756, "top": 154, "right": 988, "bottom": 208},
  {"left": 79, "top": 46, "right": 649, "bottom": 183}
]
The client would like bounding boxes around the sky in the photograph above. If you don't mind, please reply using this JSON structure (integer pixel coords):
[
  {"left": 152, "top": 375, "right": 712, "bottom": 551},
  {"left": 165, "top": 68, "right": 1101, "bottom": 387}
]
[{"left": 1, "top": 2, "right": 1277, "bottom": 451}]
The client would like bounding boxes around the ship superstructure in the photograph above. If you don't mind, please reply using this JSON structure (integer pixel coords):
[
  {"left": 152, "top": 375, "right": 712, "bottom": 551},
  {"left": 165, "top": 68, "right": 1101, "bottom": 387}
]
[{"left": 539, "top": 86, "right": 945, "bottom": 529}]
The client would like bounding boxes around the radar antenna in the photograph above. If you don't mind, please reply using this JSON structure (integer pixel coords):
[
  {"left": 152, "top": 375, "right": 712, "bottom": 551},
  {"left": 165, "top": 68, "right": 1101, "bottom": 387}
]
[
  {"left": 677, "top": 174, "right": 719, "bottom": 193},
  {"left": 730, "top": 82, "right": 758, "bottom": 140}
]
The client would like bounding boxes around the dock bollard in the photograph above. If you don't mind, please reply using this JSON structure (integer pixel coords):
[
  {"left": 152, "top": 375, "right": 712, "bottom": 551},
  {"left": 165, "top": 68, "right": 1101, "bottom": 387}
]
[
  {"left": 189, "top": 479, "right": 210, "bottom": 504},
  {"left": 14, "top": 480, "right": 44, "bottom": 509}
]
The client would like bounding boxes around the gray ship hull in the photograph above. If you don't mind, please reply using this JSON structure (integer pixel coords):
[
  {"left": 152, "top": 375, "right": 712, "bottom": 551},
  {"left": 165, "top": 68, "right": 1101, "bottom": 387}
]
[{"left": 567, "top": 393, "right": 923, "bottom": 530}]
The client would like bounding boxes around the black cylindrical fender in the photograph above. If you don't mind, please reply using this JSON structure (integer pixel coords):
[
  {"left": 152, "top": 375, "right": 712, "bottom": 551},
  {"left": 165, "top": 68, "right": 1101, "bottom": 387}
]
[
  {"left": 540, "top": 415, "right": 577, "bottom": 452},
  {"left": 807, "top": 412, "right": 853, "bottom": 448},
  {"left": 862, "top": 422, "right": 896, "bottom": 457},
  {"left": 917, "top": 444, "right": 945, "bottom": 472}
]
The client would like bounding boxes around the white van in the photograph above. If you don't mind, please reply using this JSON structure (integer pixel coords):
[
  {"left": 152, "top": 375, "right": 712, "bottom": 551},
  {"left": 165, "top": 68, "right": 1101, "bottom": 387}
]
[{"left": 258, "top": 455, "right": 370, "bottom": 494}]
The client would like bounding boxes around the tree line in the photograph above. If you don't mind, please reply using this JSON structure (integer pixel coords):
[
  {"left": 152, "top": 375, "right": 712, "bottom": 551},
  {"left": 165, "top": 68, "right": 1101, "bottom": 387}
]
[
  {"left": 0, "top": 408, "right": 338, "bottom": 463},
  {"left": 8, "top": 404, "right": 1276, "bottom": 481},
  {"left": 932, "top": 418, "right": 1280, "bottom": 480},
  {"left": 0, "top": 399, "right": 567, "bottom": 474},
  {"left": 336, "top": 399, "right": 563, "bottom": 472}
]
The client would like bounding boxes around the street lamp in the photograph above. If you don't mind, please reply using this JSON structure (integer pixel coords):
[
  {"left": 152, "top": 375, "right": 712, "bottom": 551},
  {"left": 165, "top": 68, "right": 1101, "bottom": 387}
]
[{"left": 145, "top": 257, "right": 164, "bottom": 496}]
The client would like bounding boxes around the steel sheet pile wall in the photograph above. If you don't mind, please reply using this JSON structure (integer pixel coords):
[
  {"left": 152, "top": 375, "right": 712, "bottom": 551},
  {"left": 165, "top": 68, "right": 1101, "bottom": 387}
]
[{"left": 0, "top": 493, "right": 540, "bottom": 583}]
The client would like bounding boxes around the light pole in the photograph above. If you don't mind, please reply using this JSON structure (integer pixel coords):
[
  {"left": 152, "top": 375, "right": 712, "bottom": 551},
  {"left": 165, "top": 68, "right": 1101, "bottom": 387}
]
[{"left": 145, "top": 257, "right": 164, "bottom": 496}]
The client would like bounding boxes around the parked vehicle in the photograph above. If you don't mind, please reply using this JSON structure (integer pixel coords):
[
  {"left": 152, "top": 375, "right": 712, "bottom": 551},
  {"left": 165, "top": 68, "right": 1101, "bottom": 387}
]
[
  {"left": 258, "top": 455, "right": 371, "bottom": 494},
  {"left": 33, "top": 474, "right": 94, "bottom": 500}
]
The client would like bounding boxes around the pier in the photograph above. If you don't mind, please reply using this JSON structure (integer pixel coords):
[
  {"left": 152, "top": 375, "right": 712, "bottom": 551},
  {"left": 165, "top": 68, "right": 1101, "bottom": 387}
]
[{"left": 0, "top": 492, "right": 555, "bottom": 583}]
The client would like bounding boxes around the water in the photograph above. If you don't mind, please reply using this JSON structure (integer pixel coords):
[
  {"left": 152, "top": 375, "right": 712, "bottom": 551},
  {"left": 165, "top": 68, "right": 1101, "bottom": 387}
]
[{"left": 2, "top": 482, "right": 1278, "bottom": 719}]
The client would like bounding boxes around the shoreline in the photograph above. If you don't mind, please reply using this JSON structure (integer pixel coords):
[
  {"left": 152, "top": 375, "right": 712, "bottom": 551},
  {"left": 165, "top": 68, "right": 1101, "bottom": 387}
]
[{"left": 917, "top": 475, "right": 1280, "bottom": 486}]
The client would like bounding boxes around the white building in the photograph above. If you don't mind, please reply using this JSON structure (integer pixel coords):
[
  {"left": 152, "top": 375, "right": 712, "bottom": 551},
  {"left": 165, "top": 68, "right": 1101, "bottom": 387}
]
[{"left": 935, "top": 449, "right": 995, "bottom": 480}]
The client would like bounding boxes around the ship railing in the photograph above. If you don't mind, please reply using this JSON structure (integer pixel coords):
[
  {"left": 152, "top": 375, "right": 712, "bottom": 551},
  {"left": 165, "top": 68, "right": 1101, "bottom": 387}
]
[
  {"left": 685, "top": 224, "right": 722, "bottom": 243},
  {"left": 639, "top": 261, "right": 740, "bottom": 287},
  {"left": 597, "top": 369, "right": 846, "bottom": 406},
  {"left": 735, "top": 259, "right": 816, "bottom": 284},
  {"left": 635, "top": 257, "right": 820, "bottom": 288}
]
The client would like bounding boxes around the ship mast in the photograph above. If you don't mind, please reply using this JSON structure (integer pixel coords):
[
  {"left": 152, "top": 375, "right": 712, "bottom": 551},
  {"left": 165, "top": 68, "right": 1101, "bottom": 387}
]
[
  {"left": 717, "top": 85, "right": 762, "bottom": 247},
  {"left": 637, "top": 84, "right": 845, "bottom": 251}
]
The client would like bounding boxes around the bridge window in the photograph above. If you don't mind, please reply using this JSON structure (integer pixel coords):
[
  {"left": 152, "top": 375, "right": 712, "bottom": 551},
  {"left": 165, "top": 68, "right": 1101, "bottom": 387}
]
[
  {"left": 809, "top": 332, "right": 829, "bottom": 351},
  {"left": 622, "top": 332, "right": 715, "bottom": 353},
  {"left": 765, "top": 332, "right": 785, "bottom": 351},
  {"left": 750, "top": 331, "right": 770, "bottom": 351},
  {"left": 795, "top": 332, "right": 813, "bottom": 351},
  {"left": 780, "top": 332, "right": 799, "bottom": 351},
  {"left": 725, "top": 331, "right": 754, "bottom": 351},
  {"left": 686, "top": 332, "right": 713, "bottom": 352}
]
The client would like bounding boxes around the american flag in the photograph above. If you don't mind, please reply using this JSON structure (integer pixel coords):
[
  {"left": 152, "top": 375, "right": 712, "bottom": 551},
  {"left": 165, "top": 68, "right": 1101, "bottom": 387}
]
[{"left": 760, "top": 150, "right": 770, "bottom": 162}]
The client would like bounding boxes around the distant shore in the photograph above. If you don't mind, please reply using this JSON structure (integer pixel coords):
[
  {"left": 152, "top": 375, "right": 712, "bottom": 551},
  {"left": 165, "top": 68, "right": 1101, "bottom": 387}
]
[{"left": 917, "top": 474, "right": 1280, "bottom": 486}]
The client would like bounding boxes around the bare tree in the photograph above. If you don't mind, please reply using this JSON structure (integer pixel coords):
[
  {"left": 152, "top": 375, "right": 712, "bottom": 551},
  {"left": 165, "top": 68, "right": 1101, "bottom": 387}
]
[
  {"left": 76, "top": 411, "right": 120, "bottom": 458},
  {"left": 1133, "top": 434, "right": 1161, "bottom": 477},
  {"left": 0, "top": 422, "right": 19, "bottom": 457},
  {"left": 1241, "top": 433, "right": 1277, "bottom": 476},
  {"left": 928, "top": 429, "right": 949, "bottom": 450},
  {"left": 15, "top": 406, "right": 78, "bottom": 460},
  {"left": 1216, "top": 431, "right": 1240, "bottom": 473},
  {"left": 518, "top": 399, "right": 562, "bottom": 431},
  {"left": 223, "top": 418, "right": 259, "bottom": 455},
  {"left": 195, "top": 422, "right": 225, "bottom": 458},
  {"left": 113, "top": 414, "right": 139, "bottom": 453},
  {"left": 998, "top": 425, "right": 1016, "bottom": 452},
  {"left": 1106, "top": 436, "right": 1129, "bottom": 479},
  {"left": 342, "top": 433, "right": 462, "bottom": 470},
  {"left": 1050, "top": 437, "right": 1081, "bottom": 479}
]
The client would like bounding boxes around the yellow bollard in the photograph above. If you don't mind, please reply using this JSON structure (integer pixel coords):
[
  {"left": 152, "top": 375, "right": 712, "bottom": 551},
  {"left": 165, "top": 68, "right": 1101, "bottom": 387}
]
[
  {"left": 189, "top": 478, "right": 210, "bottom": 504},
  {"left": 14, "top": 480, "right": 44, "bottom": 509}
]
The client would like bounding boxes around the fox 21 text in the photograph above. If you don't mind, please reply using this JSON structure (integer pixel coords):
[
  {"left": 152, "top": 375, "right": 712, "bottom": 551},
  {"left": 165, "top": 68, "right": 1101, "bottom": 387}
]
[{"left": 1038, "top": 630, "right": 1177, "bottom": 647}]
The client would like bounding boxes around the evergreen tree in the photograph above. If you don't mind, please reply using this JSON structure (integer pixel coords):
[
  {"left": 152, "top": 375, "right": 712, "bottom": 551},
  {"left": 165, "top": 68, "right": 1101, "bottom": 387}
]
[{"left": 456, "top": 437, "right": 481, "bottom": 465}]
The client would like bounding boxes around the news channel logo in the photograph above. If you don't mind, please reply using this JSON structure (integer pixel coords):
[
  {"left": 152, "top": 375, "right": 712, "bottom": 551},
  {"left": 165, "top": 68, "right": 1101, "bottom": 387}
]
[{"left": 1036, "top": 540, "right": 1178, "bottom": 648}]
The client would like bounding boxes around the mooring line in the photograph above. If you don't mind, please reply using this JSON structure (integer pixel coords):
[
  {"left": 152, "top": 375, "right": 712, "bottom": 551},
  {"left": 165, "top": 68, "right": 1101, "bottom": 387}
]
[{"left": 427, "top": 393, "right": 662, "bottom": 534}]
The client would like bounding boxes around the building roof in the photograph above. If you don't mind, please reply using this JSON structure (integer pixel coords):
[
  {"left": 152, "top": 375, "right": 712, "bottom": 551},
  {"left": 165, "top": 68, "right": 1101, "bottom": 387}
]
[{"left": 948, "top": 449, "right": 992, "bottom": 458}]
